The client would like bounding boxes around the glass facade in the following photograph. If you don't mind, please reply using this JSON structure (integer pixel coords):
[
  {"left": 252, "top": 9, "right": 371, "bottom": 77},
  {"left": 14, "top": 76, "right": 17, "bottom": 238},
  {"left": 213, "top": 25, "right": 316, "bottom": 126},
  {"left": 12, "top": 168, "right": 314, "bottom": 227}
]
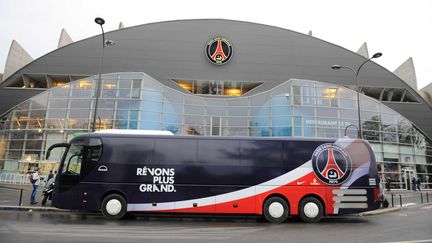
[{"left": 0, "top": 72, "right": 431, "bottom": 189}]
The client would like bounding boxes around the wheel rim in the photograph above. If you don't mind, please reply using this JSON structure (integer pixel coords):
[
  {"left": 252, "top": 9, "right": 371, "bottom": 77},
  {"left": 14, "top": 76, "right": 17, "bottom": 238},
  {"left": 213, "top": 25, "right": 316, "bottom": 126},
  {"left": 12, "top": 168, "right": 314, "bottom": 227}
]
[
  {"left": 106, "top": 199, "right": 122, "bottom": 216},
  {"left": 268, "top": 202, "right": 284, "bottom": 218},
  {"left": 303, "top": 202, "right": 319, "bottom": 219}
]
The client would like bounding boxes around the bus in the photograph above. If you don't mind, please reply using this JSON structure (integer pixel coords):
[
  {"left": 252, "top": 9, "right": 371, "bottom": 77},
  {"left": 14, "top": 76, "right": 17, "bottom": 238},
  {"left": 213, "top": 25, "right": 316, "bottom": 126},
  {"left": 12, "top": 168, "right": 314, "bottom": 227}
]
[{"left": 46, "top": 131, "right": 382, "bottom": 223}]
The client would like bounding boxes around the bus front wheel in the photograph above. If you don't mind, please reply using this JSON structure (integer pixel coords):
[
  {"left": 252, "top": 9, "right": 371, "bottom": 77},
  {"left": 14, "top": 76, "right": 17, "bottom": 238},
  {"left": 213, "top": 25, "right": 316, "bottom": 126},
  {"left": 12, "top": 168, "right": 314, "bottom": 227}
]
[
  {"left": 299, "top": 197, "right": 323, "bottom": 223},
  {"left": 263, "top": 196, "right": 289, "bottom": 223},
  {"left": 101, "top": 194, "right": 127, "bottom": 220}
]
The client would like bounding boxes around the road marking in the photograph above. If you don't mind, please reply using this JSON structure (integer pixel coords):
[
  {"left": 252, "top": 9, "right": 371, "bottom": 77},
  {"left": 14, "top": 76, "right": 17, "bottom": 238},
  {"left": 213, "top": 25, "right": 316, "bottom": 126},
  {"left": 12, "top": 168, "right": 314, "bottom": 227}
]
[
  {"left": 402, "top": 203, "right": 416, "bottom": 207},
  {"left": 383, "top": 239, "right": 432, "bottom": 243},
  {"left": 297, "top": 181, "right": 306, "bottom": 185}
]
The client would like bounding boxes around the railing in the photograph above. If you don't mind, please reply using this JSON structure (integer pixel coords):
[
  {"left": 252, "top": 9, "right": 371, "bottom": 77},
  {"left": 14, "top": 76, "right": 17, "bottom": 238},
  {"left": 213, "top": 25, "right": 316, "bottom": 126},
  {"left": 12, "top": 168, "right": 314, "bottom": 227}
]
[{"left": 0, "top": 173, "right": 31, "bottom": 185}]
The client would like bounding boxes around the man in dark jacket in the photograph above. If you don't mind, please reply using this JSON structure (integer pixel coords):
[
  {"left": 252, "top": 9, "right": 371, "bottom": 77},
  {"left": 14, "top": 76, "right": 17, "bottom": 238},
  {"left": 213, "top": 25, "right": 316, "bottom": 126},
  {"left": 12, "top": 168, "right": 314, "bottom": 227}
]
[
  {"left": 411, "top": 177, "right": 417, "bottom": 191},
  {"left": 416, "top": 177, "right": 421, "bottom": 191}
]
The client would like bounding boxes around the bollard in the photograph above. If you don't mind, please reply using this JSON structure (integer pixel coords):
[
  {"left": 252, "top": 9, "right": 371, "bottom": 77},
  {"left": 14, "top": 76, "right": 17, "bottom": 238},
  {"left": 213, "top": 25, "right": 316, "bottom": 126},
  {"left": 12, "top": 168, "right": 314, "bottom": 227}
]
[
  {"left": 18, "top": 188, "right": 23, "bottom": 206},
  {"left": 421, "top": 193, "right": 424, "bottom": 204},
  {"left": 391, "top": 194, "right": 394, "bottom": 207},
  {"left": 399, "top": 194, "right": 403, "bottom": 210},
  {"left": 427, "top": 192, "right": 429, "bottom": 203}
]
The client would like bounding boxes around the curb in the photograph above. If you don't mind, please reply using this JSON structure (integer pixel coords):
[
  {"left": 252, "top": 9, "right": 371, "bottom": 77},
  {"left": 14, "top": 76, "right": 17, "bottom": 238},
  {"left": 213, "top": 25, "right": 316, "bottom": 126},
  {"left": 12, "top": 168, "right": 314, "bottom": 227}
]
[
  {"left": 0, "top": 205, "right": 69, "bottom": 212},
  {"left": 359, "top": 202, "right": 432, "bottom": 216}
]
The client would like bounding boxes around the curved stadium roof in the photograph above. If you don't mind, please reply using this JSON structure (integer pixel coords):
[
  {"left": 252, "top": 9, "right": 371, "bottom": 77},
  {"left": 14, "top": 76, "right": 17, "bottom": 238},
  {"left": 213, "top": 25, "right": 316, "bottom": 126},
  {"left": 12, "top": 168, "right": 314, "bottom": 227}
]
[{"left": 1, "top": 19, "right": 431, "bottom": 140}]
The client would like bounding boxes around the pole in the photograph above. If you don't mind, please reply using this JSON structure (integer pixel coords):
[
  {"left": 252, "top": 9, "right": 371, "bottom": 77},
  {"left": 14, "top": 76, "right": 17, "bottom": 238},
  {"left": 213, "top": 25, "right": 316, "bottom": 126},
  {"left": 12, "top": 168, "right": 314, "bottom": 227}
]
[
  {"left": 91, "top": 23, "right": 105, "bottom": 132},
  {"left": 18, "top": 188, "right": 23, "bottom": 206},
  {"left": 331, "top": 53, "right": 382, "bottom": 139},
  {"left": 391, "top": 193, "right": 394, "bottom": 207},
  {"left": 421, "top": 193, "right": 423, "bottom": 204},
  {"left": 355, "top": 72, "right": 362, "bottom": 139},
  {"left": 399, "top": 194, "right": 402, "bottom": 210}
]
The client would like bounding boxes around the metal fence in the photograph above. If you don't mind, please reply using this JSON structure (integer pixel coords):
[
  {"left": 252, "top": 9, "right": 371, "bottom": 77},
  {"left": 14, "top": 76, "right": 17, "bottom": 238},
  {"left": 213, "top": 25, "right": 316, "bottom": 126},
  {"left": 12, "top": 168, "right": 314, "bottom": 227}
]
[{"left": 0, "top": 173, "right": 31, "bottom": 185}]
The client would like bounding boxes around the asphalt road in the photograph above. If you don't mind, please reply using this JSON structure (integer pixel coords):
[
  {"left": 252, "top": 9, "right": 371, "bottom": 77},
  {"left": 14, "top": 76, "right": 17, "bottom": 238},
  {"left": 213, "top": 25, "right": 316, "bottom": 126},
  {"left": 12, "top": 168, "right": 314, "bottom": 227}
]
[{"left": 0, "top": 205, "right": 431, "bottom": 243}]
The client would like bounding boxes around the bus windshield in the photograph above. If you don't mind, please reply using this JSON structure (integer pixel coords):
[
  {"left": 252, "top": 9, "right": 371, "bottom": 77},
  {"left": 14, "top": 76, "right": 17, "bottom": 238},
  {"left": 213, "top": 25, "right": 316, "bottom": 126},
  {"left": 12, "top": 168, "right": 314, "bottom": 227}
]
[{"left": 60, "top": 138, "right": 103, "bottom": 177}]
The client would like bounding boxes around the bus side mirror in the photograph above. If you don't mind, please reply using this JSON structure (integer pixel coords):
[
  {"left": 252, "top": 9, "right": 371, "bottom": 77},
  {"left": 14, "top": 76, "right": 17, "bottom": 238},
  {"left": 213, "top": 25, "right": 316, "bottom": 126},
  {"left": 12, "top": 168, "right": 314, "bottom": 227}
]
[{"left": 46, "top": 150, "right": 51, "bottom": 160}]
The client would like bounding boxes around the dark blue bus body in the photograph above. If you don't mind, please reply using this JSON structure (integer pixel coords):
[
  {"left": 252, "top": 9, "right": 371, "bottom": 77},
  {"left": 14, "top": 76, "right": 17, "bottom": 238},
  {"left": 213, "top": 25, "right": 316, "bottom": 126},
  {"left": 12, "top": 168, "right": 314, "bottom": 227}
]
[{"left": 52, "top": 133, "right": 381, "bottom": 222}]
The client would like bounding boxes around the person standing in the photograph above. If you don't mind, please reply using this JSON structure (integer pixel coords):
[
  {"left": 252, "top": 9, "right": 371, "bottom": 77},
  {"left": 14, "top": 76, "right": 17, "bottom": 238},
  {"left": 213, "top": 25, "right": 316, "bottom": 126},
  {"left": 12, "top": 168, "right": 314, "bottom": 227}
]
[
  {"left": 416, "top": 177, "right": 422, "bottom": 191},
  {"left": 30, "top": 168, "right": 41, "bottom": 204},
  {"left": 385, "top": 177, "right": 392, "bottom": 192},
  {"left": 46, "top": 170, "right": 54, "bottom": 181},
  {"left": 411, "top": 177, "right": 417, "bottom": 191}
]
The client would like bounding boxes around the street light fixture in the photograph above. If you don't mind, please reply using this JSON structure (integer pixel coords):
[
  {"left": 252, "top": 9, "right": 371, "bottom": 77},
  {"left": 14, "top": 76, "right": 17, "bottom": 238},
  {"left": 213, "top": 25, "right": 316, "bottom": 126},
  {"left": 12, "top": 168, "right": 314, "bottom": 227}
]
[
  {"left": 331, "top": 52, "right": 382, "bottom": 139},
  {"left": 91, "top": 17, "right": 115, "bottom": 132}
]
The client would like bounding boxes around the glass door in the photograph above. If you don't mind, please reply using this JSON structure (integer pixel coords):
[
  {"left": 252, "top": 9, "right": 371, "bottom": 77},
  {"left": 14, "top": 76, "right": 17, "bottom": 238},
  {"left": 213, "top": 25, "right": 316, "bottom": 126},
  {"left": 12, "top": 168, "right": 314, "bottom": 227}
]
[{"left": 403, "top": 168, "right": 415, "bottom": 190}]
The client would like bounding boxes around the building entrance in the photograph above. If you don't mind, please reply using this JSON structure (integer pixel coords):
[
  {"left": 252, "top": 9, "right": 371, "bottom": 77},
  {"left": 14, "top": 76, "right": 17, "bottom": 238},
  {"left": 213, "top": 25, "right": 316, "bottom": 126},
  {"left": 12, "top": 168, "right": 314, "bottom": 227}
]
[{"left": 402, "top": 168, "right": 416, "bottom": 190}]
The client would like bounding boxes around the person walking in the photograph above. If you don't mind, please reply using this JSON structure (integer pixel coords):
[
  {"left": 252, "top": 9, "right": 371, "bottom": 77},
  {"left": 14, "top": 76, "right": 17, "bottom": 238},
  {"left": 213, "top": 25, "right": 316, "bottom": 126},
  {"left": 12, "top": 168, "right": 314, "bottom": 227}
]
[
  {"left": 411, "top": 177, "right": 417, "bottom": 191},
  {"left": 30, "top": 168, "right": 41, "bottom": 204},
  {"left": 416, "top": 177, "right": 421, "bottom": 191},
  {"left": 385, "top": 177, "right": 392, "bottom": 192}
]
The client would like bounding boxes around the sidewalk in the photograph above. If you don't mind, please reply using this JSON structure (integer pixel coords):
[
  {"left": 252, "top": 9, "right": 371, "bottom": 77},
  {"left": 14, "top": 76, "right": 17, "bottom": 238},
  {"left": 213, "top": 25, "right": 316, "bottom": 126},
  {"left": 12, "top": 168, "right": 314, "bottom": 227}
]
[{"left": 0, "top": 183, "right": 47, "bottom": 207}]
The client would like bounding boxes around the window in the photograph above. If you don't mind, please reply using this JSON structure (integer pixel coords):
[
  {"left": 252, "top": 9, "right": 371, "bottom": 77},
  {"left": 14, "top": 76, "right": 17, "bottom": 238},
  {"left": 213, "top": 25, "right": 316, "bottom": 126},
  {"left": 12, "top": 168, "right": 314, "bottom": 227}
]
[
  {"left": 154, "top": 138, "right": 197, "bottom": 164},
  {"left": 240, "top": 140, "right": 282, "bottom": 166},
  {"left": 61, "top": 138, "right": 102, "bottom": 176},
  {"left": 197, "top": 139, "right": 239, "bottom": 165},
  {"left": 173, "top": 79, "right": 262, "bottom": 96},
  {"left": 62, "top": 142, "right": 84, "bottom": 175}
]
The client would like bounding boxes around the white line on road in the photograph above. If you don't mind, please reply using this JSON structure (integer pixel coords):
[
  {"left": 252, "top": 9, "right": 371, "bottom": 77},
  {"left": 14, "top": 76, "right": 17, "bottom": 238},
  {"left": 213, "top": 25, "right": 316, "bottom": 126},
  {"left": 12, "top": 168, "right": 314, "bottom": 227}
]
[
  {"left": 383, "top": 239, "right": 432, "bottom": 243},
  {"left": 402, "top": 203, "right": 417, "bottom": 207}
]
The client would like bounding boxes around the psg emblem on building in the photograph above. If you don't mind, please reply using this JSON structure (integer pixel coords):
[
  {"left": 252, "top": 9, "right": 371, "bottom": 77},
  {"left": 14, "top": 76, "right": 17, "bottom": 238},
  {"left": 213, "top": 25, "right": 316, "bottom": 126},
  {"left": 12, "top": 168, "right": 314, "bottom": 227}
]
[{"left": 205, "top": 36, "right": 233, "bottom": 65}]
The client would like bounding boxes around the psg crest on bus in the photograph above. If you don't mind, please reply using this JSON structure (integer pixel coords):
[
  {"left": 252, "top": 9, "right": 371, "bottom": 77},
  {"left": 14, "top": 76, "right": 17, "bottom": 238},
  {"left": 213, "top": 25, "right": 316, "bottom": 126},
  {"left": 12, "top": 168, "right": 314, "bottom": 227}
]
[
  {"left": 205, "top": 36, "right": 233, "bottom": 65},
  {"left": 312, "top": 144, "right": 352, "bottom": 185}
]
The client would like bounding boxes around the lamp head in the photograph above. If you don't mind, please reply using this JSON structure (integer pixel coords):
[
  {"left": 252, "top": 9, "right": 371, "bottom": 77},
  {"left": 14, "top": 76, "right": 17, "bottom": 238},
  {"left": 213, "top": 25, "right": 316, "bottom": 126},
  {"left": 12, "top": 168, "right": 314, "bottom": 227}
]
[
  {"left": 104, "top": 39, "right": 116, "bottom": 46},
  {"left": 372, "top": 52, "right": 382, "bottom": 59},
  {"left": 331, "top": 65, "right": 341, "bottom": 70},
  {"left": 94, "top": 17, "right": 105, "bottom": 25}
]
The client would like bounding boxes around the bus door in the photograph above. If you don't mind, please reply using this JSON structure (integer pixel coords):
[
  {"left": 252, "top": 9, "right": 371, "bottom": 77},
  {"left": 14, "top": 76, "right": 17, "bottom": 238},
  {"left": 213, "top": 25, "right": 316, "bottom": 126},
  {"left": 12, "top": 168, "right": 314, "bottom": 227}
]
[{"left": 56, "top": 137, "right": 102, "bottom": 209}]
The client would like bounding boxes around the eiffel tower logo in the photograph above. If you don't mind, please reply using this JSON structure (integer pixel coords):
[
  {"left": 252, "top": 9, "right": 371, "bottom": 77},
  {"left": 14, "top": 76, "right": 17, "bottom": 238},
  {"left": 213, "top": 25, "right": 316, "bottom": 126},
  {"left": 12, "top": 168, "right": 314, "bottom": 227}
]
[
  {"left": 206, "top": 37, "right": 233, "bottom": 65},
  {"left": 211, "top": 39, "right": 227, "bottom": 62},
  {"left": 321, "top": 148, "right": 345, "bottom": 180}
]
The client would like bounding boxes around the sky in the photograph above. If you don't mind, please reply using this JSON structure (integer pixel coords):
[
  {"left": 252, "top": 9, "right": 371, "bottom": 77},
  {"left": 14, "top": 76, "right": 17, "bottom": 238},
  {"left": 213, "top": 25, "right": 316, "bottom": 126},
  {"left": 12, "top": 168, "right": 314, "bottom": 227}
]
[{"left": 0, "top": 0, "right": 431, "bottom": 89}]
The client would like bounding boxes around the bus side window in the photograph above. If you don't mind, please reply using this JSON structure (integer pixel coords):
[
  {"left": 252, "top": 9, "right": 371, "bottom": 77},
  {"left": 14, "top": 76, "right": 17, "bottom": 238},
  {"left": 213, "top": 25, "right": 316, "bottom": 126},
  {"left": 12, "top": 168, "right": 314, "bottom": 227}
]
[{"left": 82, "top": 138, "right": 102, "bottom": 177}]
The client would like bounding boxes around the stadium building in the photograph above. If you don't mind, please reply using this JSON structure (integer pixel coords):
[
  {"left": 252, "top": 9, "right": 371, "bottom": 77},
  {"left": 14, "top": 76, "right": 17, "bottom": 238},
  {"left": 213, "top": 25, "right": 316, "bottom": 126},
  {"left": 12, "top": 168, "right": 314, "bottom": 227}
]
[{"left": 0, "top": 19, "right": 431, "bottom": 190}]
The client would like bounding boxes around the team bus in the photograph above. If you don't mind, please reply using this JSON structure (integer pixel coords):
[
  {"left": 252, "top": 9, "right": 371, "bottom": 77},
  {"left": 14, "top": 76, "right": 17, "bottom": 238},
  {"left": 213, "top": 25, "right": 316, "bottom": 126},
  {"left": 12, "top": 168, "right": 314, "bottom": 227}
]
[{"left": 46, "top": 130, "right": 382, "bottom": 223}]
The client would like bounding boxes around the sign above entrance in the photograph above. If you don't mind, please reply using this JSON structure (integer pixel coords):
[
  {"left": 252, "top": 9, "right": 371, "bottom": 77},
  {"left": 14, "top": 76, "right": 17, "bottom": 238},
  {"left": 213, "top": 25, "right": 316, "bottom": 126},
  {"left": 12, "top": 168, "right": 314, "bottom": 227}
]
[{"left": 205, "top": 36, "right": 233, "bottom": 65}]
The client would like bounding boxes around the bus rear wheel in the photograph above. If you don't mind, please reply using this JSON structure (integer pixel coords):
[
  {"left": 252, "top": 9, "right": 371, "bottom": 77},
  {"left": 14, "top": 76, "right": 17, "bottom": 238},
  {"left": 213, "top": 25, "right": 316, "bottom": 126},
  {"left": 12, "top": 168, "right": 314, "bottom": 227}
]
[
  {"left": 299, "top": 197, "right": 323, "bottom": 223},
  {"left": 263, "top": 196, "right": 289, "bottom": 223},
  {"left": 101, "top": 194, "right": 127, "bottom": 220}
]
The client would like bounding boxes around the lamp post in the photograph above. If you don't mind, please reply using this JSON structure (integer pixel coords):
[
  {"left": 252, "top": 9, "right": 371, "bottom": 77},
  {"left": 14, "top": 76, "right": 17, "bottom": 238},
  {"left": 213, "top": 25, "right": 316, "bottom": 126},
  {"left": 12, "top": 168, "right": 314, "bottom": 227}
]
[
  {"left": 331, "top": 52, "right": 382, "bottom": 139},
  {"left": 91, "top": 17, "right": 115, "bottom": 132}
]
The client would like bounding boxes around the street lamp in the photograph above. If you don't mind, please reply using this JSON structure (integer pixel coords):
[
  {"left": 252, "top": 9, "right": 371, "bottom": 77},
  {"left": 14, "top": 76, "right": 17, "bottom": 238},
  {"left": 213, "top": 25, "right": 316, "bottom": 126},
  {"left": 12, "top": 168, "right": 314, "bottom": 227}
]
[
  {"left": 331, "top": 52, "right": 382, "bottom": 139},
  {"left": 91, "top": 17, "right": 115, "bottom": 132}
]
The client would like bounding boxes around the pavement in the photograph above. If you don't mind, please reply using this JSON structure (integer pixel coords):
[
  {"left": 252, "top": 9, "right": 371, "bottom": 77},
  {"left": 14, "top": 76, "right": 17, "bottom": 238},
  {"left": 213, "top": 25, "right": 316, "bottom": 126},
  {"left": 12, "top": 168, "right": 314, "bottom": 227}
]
[
  {"left": 1, "top": 183, "right": 432, "bottom": 216},
  {"left": 1, "top": 204, "right": 432, "bottom": 243}
]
